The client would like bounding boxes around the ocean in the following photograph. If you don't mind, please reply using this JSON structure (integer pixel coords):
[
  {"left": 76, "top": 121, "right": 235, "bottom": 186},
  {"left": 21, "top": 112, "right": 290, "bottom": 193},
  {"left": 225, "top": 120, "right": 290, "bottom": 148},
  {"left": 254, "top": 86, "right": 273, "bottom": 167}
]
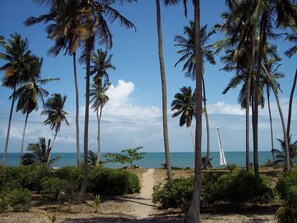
[{"left": 0, "top": 151, "right": 272, "bottom": 168}]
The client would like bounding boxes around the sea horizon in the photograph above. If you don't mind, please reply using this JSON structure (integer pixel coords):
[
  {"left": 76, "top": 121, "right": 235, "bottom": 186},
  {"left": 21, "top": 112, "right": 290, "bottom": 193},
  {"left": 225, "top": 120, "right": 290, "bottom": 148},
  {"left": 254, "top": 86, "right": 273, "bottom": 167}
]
[{"left": 0, "top": 151, "right": 273, "bottom": 169}]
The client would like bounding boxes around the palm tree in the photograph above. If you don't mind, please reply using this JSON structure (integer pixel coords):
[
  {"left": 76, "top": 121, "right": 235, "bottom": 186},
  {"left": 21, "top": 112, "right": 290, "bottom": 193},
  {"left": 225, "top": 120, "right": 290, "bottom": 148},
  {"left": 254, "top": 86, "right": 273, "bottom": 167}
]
[
  {"left": 174, "top": 21, "right": 216, "bottom": 169},
  {"left": 22, "top": 137, "right": 61, "bottom": 166},
  {"left": 87, "top": 150, "right": 98, "bottom": 166},
  {"left": 78, "top": 0, "right": 136, "bottom": 198},
  {"left": 261, "top": 54, "right": 284, "bottom": 161},
  {"left": 285, "top": 22, "right": 297, "bottom": 141},
  {"left": 41, "top": 93, "right": 69, "bottom": 167},
  {"left": 26, "top": 0, "right": 136, "bottom": 198},
  {"left": 90, "top": 49, "right": 113, "bottom": 165},
  {"left": 171, "top": 86, "right": 196, "bottom": 148},
  {"left": 274, "top": 136, "right": 297, "bottom": 169},
  {"left": 25, "top": 0, "right": 82, "bottom": 167},
  {"left": 0, "top": 34, "right": 32, "bottom": 166},
  {"left": 14, "top": 57, "right": 58, "bottom": 165},
  {"left": 184, "top": 0, "right": 203, "bottom": 222}
]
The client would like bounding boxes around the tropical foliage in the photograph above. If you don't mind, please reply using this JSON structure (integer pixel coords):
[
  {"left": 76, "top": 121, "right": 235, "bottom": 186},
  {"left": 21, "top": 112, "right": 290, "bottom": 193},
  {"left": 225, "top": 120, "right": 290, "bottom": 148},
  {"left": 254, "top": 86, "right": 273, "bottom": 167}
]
[{"left": 22, "top": 137, "right": 61, "bottom": 166}]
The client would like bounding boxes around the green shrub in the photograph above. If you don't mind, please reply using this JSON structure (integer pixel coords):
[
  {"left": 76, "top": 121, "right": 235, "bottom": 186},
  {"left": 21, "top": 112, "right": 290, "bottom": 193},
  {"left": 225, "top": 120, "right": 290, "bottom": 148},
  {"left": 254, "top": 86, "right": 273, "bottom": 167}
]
[
  {"left": 54, "top": 166, "right": 84, "bottom": 186},
  {"left": 219, "top": 170, "right": 274, "bottom": 206},
  {"left": 276, "top": 169, "right": 297, "bottom": 203},
  {"left": 287, "top": 186, "right": 297, "bottom": 207},
  {"left": 275, "top": 206, "right": 297, "bottom": 223},
  {"left": 41, "top": 177, "right": 67, "bottom": 200},
  {"left": 200, "top": 172, "right": 222, "bottom": 207},
  {"left": 7, "top": 188, "right": 31, "bottom": 212},
  {"left": 88, "top": 168, "right": 140, "bottom": 196},
  {"left": 152, "top": 177, "right": 193, "bottom": 211},
  {"left": 0, "top": 197, "right": 9, "bottom": 213}
]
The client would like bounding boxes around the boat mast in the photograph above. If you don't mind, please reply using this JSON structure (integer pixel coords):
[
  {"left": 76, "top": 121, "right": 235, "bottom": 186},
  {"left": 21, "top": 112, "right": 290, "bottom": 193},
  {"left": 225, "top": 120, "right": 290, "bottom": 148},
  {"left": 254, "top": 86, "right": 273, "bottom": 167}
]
[{"left": 217, "top": 127, "right": 227, "bottom": 166}]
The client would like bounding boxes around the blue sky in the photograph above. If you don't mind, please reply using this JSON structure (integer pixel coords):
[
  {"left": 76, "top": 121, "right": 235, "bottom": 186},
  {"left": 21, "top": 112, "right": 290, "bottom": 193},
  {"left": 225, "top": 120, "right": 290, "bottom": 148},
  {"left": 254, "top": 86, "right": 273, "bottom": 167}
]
[{"left": 0, "top": 0, "right": 296, "bottom": 155}]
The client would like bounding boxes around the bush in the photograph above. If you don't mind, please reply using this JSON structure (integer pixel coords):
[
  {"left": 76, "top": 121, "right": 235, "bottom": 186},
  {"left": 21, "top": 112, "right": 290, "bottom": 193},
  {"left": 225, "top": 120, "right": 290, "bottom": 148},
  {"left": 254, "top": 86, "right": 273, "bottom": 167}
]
[
  {"left": 7, "top": 188, "right": 31, "bottom": 212},
  {"left": 276, "top": 169, "right": 297, "bottom": 204},
  {"left": 41, "top": 177, "right": 67, "bottom": 200},
  {"left": 200, "top": 172, "right": 222, "bottom": 207},
  {"left": 219, "top": 170, "right": 274, "bottom": 206},
  {"left": 275, "top": 206, "right": 297, "bottom": 223},
  {"left": 88, "top": 168, "right": 140, "bottom": 196},
  {"left": 53, "top": 166, "right": 84, "bottom": 187},
  {"left": 152, "top": 177, "right": 193, "bottom": 211},
  {"left": 0, "top": 197, "right": 9, "bottom": 213}
]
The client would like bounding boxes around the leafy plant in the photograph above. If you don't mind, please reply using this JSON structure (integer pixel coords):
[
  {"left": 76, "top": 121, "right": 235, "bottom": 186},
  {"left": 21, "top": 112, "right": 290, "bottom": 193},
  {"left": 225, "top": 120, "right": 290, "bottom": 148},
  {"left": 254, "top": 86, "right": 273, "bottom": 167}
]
[
  {"left": 43, "top": 211, "right": 57, "bottom": 223},
  {"left": 7, "top": 188, "right": 31, "bottom": 212},
  {"left": 276, "top": 169, "right": 297, "bottom": 203},
  {"left": 275, "top": 206, "right": 297, "bottom": 223},
  {"left": 41, "top": 177, "right": 66, "bottom": 200},
  {"left": 88, "top": 193, "right": 101, "bottom": 213},
  {"left": 105, "top": 146, "right": 145, "bottom": 168}
]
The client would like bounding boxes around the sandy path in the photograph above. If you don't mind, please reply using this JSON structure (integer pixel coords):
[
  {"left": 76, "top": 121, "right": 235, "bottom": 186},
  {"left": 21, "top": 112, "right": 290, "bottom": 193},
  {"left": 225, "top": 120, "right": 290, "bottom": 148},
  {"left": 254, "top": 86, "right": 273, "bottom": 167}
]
[{"left": 129, "top": 168, "right": 155, "bottom": 219}]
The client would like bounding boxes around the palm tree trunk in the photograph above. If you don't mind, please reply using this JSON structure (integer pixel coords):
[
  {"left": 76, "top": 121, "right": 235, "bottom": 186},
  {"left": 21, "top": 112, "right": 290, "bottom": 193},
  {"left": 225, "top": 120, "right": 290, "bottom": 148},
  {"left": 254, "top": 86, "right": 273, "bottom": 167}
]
[
  {"left": 156, "top": 0, "right": 172, "bottom": 180},
  {"left": 262, "top": 64, "right": 290, "bottom": 170},
  {"left": 46, "top": 131, "right": 58, "bottom": 168},
  {"left": 20, "top": 112, "right": 29, "bottom": 165},
  {"left": 267, "top": 91, "right": 275, "bottom": 161},
  {"left": 184, "top": 1, "right": 202, "bottom": 222},
  {"left": 202, "top": 76, "right": 210, "bottom": 170},
  {"left": 287, "top": 68, "right": 297, "bottom": 139},
  {"left": 3, "top": 86, "right": 16, "bottom": 166},
  {"left": 96, "top": 108, "right": 101, "bottom": 166},
  {"left": 73, "top": 52, "right": 81, "bottom": 166},
  {"left": 81, "top": 50, "right": 91, "bottom": 199}
]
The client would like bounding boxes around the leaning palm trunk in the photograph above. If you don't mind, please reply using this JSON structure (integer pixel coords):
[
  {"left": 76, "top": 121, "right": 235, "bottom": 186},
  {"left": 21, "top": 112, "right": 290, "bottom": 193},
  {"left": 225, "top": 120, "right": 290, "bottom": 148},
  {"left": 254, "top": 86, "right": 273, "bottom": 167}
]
[
  {"left": 267, "top": 91, "right": 275, "bottom": 161},
  {"left": 3, "top": 86, "right": 16, "bottom": 166},
  {"left": 202, "top": 76, "right": 210, "bottom": 170},
  {"left": 46, "top": 131, "right": 57, "bottom": 168},
  {"left": 262, "top": 65, "right": 290, "bottom": 170},
  {"left": 184, "top": 1, "right": 202, "bottom": 222},
  {"left": 73, "top": 52, "right": 81, "bottom": 166},
  {"left": 156, "top": 0, "right": 172, "bottom": 180},
  {"left": 96, "top": 107, "right": 102, "bottom": 165},
  {"left": 20, "top": 112, "right": 29, "bottom": 165},
  {"left": 287, "top": 68, "right": 297, "bottom": 139},
  {"left": 81, "top": 50, "right": 91, "bottom": 200}
]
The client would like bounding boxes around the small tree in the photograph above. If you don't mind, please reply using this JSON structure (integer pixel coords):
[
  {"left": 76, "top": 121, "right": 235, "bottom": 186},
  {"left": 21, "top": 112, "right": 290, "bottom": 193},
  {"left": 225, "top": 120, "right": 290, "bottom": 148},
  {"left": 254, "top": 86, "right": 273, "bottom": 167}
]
[{"left": 105, "top": 147, "right": 145, "bottom": 168}]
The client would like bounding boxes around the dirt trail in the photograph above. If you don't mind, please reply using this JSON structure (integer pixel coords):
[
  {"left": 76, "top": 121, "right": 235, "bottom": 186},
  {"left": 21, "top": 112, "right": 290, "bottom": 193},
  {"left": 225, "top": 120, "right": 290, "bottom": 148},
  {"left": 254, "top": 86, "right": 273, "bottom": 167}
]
[{"left": 129, "top": 168, "right": 155, "bottom": 219}]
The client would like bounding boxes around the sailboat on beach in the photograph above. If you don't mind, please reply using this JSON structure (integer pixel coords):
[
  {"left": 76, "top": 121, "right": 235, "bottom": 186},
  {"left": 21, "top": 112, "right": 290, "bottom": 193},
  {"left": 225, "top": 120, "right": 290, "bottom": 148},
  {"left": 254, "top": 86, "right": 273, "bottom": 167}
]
[{"left": 216, "top": 127, "right": 227, "bottom": 166}]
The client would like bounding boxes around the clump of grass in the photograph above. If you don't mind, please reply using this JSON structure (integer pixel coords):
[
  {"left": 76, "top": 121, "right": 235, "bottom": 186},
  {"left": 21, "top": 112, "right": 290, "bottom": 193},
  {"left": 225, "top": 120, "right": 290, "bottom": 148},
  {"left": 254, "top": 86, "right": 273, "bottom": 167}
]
[
  {"left": 88, "top": 193, "right": 101, "bottom": 213},
  {"left": 43, "top": 211, "right": 57, "bottom": 223}
]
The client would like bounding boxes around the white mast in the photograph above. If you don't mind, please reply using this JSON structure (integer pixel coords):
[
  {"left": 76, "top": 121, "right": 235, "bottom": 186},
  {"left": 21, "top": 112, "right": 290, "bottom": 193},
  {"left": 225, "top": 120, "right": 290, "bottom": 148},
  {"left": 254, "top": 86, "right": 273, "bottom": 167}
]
[{"left": 217, "top": 127, "right": 227, "bottom": 166}]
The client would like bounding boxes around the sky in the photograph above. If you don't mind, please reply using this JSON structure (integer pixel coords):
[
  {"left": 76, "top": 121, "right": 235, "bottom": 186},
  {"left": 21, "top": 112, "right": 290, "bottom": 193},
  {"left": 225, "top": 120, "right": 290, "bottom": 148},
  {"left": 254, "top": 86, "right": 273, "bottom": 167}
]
[{"left": 0, "top": 0, "right": 296, "bottom": 155}]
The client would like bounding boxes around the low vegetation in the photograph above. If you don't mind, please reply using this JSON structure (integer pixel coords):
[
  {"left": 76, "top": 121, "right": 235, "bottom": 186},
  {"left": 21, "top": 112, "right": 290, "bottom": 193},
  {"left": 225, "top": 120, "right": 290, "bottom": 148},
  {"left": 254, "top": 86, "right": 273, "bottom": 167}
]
[{"left": 0, "top": 165, "right": 140, "bottom": 213}]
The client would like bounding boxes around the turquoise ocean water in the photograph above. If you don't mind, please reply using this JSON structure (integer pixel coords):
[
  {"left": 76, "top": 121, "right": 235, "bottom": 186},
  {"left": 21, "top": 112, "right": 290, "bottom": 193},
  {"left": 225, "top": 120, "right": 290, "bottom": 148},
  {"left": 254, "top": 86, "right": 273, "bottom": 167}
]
[{"left": 0, "top": 151, "right": 272, "bottom": 168}]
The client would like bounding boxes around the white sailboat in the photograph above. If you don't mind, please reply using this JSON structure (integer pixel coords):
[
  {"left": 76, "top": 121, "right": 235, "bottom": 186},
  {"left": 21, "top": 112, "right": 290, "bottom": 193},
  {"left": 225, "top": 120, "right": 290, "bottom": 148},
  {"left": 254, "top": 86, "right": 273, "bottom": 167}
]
[{"left": 216, "top": 127, "right": 227, "bottom": 166}]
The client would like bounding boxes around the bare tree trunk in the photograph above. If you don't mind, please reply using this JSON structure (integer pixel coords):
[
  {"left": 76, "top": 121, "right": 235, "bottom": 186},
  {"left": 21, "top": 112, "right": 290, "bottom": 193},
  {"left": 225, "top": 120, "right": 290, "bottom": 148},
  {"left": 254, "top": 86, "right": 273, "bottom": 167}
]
[
  {"left": 202, "top": 76, "right": 210, "bottom": 170},
  {"left": 287, "top": 68, "right": 297, "bottom": 139},
  {"left": 156, "top": 0, "right": 172, "bottom": 180},
  {"left": 3, "top": 86, "right": 16, "bottom": 166},
  {"left": 81, "top": 51, "right": 91, "bottom": 199},
  {"left": 267, "top": 91, "right": 275, "bottom": 161},
  {"left": 184, "top": 1, "right": 202, "bottom": 222},
  {"left": 73, "top": 52, "right": 81, "bottom": 166},
  {"left": 46, "top": 131, "right": 58, "bottom": 168},
  {"left": 96, "top": 108, "right": 102, "bottom": 165},
  {"left": 20, "top": 112, "right": 29, "bottom": 165}
]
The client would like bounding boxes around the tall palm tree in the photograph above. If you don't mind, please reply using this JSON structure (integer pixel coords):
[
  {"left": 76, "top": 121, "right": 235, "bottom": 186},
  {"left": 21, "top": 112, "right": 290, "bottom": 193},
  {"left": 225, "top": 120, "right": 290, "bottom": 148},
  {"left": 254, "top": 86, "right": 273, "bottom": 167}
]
[
  {"left": 171, "top": 86, "right": 196, "bottom": 148},
  {"left": 25, "top": 0, "right": 82, "bottom": 167},
  {"left": 22, "top": 137, "right": 61, "bottom": 166},
  {"left": 0, "top": 34, "right": 32, "bottom": 166},
  {"left": 155, "top": 0, "right": 173, "bottom": 180},
  {"left": 285, "top": 22, "right": 297, "bottom": 140},
  {"left": 41, "top": 93, "right": 69, "bottom": 167},
  {"left": 26, "top": 0, "right": 136, "bottom": 198},
  {"left": 78, "top": 0, "right": 136, "bottom": 198},
  {"left": 261, "top": 54, "right": 284, "bottom": 161},
  {"left": 174, "top": 21, "right": 216, "bottom": 169},
  {"left": 90, "top": 49, "right": 113, "bottom": 165},
  {"left": 14, "top": 57, "right": 58, "bottom": 165},
  {"left": 184, "top": 0, "right": 203, "bottom": 222}
]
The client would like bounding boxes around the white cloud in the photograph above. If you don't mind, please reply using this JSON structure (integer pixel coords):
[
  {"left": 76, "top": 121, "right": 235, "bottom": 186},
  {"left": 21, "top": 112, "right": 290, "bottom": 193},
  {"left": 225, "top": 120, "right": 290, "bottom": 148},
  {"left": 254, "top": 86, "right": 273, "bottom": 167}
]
[
  {"left": 106, "top": 79, "right": 134, "bottom": 106},
  {"left": 207, "top": 101, "right": 245, "bottom": 115}
]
